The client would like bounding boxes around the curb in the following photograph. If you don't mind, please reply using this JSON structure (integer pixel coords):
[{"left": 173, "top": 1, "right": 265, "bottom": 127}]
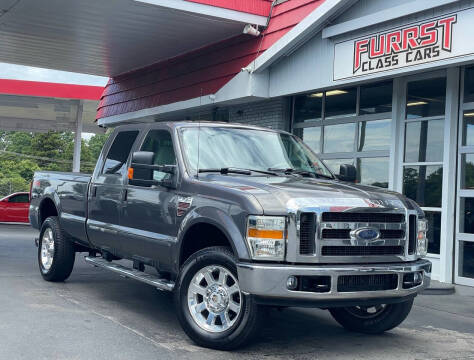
[{"left": 421, "top": 282, "right": 456, "bottom": 295}]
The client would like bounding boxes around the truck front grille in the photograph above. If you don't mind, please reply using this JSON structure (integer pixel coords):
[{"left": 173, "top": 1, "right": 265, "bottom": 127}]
[
  {"left": 337, "top": 274, "right": 398, "bottom": 292},
  {"left": 321, "top": 212, "right": 404, "bottom": 223},
  {"left": 299, "top": 213, "right": 316, "bottom": 255},
  {"left": 321, "top": 246, "right": 404, "bottom": 256},
  {"left": 321, "top": 229, "right": 404, "bottom": 240}
]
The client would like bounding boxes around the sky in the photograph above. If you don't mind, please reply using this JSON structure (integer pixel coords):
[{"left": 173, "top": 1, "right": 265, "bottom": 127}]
[{"left": 1, "top": 62, "right": 109, "bottom": 140}]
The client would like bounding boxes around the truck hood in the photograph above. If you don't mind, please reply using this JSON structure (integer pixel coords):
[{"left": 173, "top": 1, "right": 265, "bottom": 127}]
[{"left": 203, "top": 174, "right": 412, "bottom": 215}]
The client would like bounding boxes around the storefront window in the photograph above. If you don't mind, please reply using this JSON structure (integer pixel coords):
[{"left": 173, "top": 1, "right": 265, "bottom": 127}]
[
  {"left": 460, "top": 241, "right": 474, "bottom": 278},
  {"left": 296, "top": 127, "right": 321, "bottom": 153},
  {"left": 403, "top": 165, "right": 443, "bottom": 207},
  {"left": 462, "top": 111, "right": 474, "bottom": 146},
  {"left": 461, "top": 198, "right": 474, "bottom": 234},
  {"left": 464, "top": 66, "right": 474, "bottom": 103},
  {"left": 404, "top": 119, "right": 444, "bottom": 162},
  {"left": 425, "top": 211, "right": 441, "bottom": 254},
  {"left": 357, "top": 157, "right": 389, "bottom": 188},
  {"left": 358, "top": 119, "right": 391, "bottom": 151},
  {"left": 294, "top": 94, "right": 322, "bottom": 123},
  {"left": 323, "top": 158, "right": 353, "bottom": 174},
  {"left": 323, "top": 123, "right": 355, "bottom": 153},
  {"left": 325, "top": 88, "right": 357, "bottom": 119},
  {"left": 461, "top": 154, "right": 474, "bottom": 189},
  {"left": 359, "top": 81, "right": 392, "bottom": 115},
  {"left": 406, "top": 77, "right": 446, "bottom": 119}
]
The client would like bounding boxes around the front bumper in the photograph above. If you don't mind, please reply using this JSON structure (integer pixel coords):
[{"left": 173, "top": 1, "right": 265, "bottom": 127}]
[{"left": 237, "top": 259, "right": 431, "bottom": 306}]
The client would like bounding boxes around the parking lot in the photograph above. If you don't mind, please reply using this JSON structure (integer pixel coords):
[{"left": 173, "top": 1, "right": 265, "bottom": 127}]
[{"left": 0, "top": 224, "right": 473, "bottom": 360}]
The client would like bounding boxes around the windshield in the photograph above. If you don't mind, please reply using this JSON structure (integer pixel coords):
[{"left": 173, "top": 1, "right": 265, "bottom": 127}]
[{"left": 179, "top": 126, "right": 333, "bottom": 178}]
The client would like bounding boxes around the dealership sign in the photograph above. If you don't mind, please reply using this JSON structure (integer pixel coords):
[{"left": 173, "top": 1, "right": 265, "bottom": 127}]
[{"left": 333, "top": 8, "right": 474, "bottom": 80}]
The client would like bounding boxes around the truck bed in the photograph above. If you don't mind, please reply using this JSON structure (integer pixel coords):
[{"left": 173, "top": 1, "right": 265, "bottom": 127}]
[{"left": 30, "top": 171, "right": 91, "bottom": 244}]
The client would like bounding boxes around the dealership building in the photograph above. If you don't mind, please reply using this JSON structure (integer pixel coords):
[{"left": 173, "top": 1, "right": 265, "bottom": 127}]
[{"left": 1, "top": 0, "right": 473, "bottom": 286}]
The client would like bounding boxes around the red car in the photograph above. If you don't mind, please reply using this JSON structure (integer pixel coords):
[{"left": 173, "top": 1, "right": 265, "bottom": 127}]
[{"left": 0, "top": 192, "right": 30, "bottom": 223}]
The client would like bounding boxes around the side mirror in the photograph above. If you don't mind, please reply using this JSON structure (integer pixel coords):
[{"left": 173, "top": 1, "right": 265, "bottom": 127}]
[
  {"left": 337, "top": 164, "right": 357, "bottom": 183},
  {"left": 129, "top": 151, "right": 176, "bottom": 188}
]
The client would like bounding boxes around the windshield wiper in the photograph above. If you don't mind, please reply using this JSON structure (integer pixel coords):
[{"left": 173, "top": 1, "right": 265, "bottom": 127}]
[
  {"left": 199, "top": 168, "right": 280, "bottom": 176},
  {"left": 268, "top": 168, "right": 333, "bottom": 179}
]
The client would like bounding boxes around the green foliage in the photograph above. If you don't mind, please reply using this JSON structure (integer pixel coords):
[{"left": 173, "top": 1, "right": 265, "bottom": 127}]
[{"left": 0, "top": 131, "right": 109, "bottom": 197}]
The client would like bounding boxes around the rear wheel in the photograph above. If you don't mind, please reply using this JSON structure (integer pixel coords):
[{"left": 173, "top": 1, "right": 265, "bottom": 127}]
[
  {"left": 38, "top": 216, "right": 75, "bottom": 282},
  {"left": 329, "top": 299, "right": 414, "bottom": 334},
  {"left": 175, "top": 246, "right": 259, "bottom": 350}
]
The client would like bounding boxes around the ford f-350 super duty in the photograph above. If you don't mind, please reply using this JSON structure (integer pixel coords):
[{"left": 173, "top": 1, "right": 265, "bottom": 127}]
[{"left": 29, "top": 122, "right": 431, "bottom": 350}]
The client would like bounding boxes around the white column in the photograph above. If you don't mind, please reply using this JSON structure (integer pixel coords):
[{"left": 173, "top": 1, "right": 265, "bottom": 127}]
[
  {"left": 388, "top": 77, "right": 405, "bottom": 192},
  {"left": 439, "top": 67, "right": 460, "bottom": 283},
  {"left": 72, "top": 100, "right": 84, "bottom": 173}
]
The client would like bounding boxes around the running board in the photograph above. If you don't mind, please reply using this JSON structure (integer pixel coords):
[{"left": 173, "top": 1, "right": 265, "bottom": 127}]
[{"left": 85, "top": 256, "right": 175, "bottom": 292}]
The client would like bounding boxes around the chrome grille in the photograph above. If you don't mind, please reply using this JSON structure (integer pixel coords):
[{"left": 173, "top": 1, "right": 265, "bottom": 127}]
[
  {"left": 321, "top": 229, "right": 404, "bottom": 240},
  {"left": 321, "top": 212, "right": 404, "bottom": 223},
  {"left": 299, "top": 213, "right": 316, "bottom": 255},
  {"left": 321, "top": 246, "right": 404, "bottom": 256}
]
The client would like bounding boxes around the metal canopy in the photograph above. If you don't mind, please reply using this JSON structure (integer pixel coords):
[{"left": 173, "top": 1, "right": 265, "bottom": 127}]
[{"left": 0, "top": 0, "right": 267, "bottom": 76}]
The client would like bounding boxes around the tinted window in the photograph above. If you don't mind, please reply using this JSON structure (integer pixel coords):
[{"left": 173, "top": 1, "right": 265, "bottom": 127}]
[
  {"left": 140, "top": 130, "right": 176, "bottom": 181},
  {"left": 425, "top": 211, "right": 441, "bottom": 254},
  {"left": 460, "top": 241, "right": 474, "bottom": 278},
  {"left": 358, "top": 119, "right": 391, "bottom": 151},
  {"left": 294, "top": 94, "right": 322, "bottom": 123},
  {"left": 464, "top": 66, "right": 474, "bottom": 103},
  {"left": 406, "top": 77, "right": 446, "bottom": 119},
  {"left": 462, "top": 111, "right": 474, "bottom": 146},
  {"left": 461, "top": 154, "right": 474, "bottom": 189},
  {"left": 359, "top": 81, "right": 393, "bottom": 115},
  {"left": 9, "top": 194, "right": 29, "bottom": 203},
  {"left": 404, "top": 120, "right": 444, "bottom": 162},
  {"left": 325, "top": 88, "right": 357, "bottom": 119},
  {"left": 403, "top": 165, "right": 443, "bottom": 207},
  {"left": 323, "top": 123, "right": 355, "bottom": 153},
  {"left": 102, "top": 131, "right": 139, "bottom": 176},
  {"left": 357, "top": 157, "right": 389, "bottom": 188},
  {"left": 461, "top": 198, "right": 474, "bottom": 234}
]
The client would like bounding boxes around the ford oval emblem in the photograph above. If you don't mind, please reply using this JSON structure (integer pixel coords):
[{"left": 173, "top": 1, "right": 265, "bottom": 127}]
[{"left": 354, "top": 227, "right": 380, "bottom": 242}]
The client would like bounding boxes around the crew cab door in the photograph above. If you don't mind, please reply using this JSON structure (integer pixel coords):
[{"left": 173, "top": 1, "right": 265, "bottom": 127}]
[
  {"left": 87, "top": 129, "right": 139, "bottom": 253},
  {"left": 120, "top": 128, "right": 178, "bottom": 269},
  {"left": 2, "top": 193, "right": 29, "bottom": 222}
]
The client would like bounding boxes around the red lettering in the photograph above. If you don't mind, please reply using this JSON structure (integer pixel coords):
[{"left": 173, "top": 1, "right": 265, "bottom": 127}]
[
  {"left": 402, "top": 26, "right": 419, "bottom": 51},
  {"left": 386, "top": 31, "right": 402, "bottom": 54},
  {"left": 354, "top": 39, "right": 369, "bottom": 73},
  {"left": 438, "top": 15, "right": 457, "bottom": 51},
  {"left": 420, "top": 21, "right": 437, "bottom": 46},
  {"left": 369, "top": 35, "right": 385, "bottom": 58}
]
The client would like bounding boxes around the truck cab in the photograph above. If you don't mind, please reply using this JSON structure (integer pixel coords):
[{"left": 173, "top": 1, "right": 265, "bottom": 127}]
[{"left": 30, "top": 122, "right": 431, "bottom": 350}]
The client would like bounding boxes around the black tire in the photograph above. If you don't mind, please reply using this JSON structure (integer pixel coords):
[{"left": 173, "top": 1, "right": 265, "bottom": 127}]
[
  {"left": 38, "top": 216, "right": 76, "bottom": 282},
  {"left": 329, "top": 299, "right": 414, "bottom": 334},
  {"left": 175, "top": 246, "right": 260, "bottom": 350}
]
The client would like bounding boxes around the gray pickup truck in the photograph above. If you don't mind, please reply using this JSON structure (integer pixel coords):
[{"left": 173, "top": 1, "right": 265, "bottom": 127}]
[{"left": 30, "top": 122, "right": 431, "bottom": 350}]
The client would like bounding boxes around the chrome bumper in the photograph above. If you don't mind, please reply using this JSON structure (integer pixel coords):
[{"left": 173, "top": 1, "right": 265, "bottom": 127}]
[{"left": 237, "top": 259, "right": 431, "bottom": 302}]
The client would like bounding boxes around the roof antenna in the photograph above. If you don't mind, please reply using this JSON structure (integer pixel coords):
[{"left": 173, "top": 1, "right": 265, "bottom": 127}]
[{"left": 196, "top": 88, "right": 203, "bottom": 180}]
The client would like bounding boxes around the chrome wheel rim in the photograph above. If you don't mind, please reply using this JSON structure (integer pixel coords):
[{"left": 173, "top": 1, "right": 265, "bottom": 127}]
[
  {"left": 187, "top": 265, "right": 242, "bottom": 333},
  {"left": 345, "top": 304, "right": 388, "bottom": 319},
  {"left": 40, "top": 228, "right": 55, "bottom": 270}
]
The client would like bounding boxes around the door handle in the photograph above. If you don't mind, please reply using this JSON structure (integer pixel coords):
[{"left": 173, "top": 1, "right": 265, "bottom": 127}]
[{"left": 122, "top": 189, "right": 128, "bottom": 202}]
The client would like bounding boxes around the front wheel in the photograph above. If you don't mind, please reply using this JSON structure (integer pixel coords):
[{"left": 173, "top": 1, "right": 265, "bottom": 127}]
[
  {"left": 329, "top": 299, "right": 414, "bottom": 334},
  {"left": 38, "top": 216, "right": 76, "bottom": 282},
  {"left": 175, "top": 246, "right": 260, "bottom": 350}
]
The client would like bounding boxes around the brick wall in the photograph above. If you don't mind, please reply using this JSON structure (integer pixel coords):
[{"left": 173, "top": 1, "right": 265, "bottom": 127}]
[{"left": 228, "top": 98, "right": 290, "bottom": 131}]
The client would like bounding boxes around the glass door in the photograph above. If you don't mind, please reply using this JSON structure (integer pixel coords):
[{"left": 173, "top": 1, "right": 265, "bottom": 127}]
[
  {"left": 455, "top": 66, "right": 474, "bottom": 286},
  {"left": 398, "top": 73, "right": 447, "bottom": 277}
]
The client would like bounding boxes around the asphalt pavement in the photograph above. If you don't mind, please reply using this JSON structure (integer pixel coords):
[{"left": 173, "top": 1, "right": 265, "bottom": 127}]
[{"left": 1, "top": 224, "right": 473, "bottom": 360}]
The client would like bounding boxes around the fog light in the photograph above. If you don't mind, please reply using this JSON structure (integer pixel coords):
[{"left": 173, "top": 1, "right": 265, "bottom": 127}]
[
  {"left": 287, "top": 276, "right": 298, "bottom": 290},
  {"left": 414, "top": 271, "right": 423, "bottom": 284}
]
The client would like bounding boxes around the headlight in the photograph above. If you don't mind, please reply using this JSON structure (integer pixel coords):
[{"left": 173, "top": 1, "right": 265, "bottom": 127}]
[
  {"left": 417, "top": 219, "right": 428, "bottom": 257},
  {"left": 246, "top": 216, "right": 286, "bottom": 260}
]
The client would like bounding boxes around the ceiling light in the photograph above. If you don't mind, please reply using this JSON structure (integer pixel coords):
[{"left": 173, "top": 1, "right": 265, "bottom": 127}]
[
  {"left": 407, "top": 101, "right": 428, "bottom": 107},
  {"left": 326, "top": 90, "right": 348, "bottom": 96},
  {"left": 464, "top": 112, "right": 474, "bottom": 117},
  {"left": 308, "top": 92, "right": 323, "bottom": 98}
]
